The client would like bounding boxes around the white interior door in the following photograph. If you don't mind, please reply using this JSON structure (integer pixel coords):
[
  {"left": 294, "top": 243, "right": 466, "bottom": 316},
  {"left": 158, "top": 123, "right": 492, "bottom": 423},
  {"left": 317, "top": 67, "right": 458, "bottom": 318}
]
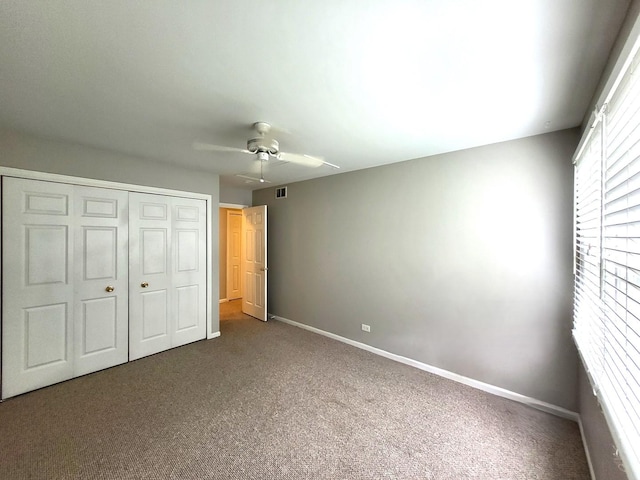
[
  {"left": 2, "top": 178, "right": 75, "bottom": 398},
  {"left": 2, "top": 178, "right": 129, "bottom": 398},
  {"left": 242, "top": 205, "right": 267, "bottom": 321},
  {"left": 227, "top": 210, "right": 242, "bottom": 300},
  {"left": 129, "top": 193, "right": 207, "bottom": 360},
  {"left": 73, "top": 186, "right": 129, "bottom": 376}
]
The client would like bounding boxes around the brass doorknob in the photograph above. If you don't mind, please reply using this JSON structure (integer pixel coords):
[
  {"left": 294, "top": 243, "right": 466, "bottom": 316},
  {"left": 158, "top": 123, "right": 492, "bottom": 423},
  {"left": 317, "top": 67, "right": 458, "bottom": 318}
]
[
  {"left": 105, "top": 286, "right": 114, "bottom": 292},
  {"left": 141, "top": 282, "right": 149, "bottom": 288}
]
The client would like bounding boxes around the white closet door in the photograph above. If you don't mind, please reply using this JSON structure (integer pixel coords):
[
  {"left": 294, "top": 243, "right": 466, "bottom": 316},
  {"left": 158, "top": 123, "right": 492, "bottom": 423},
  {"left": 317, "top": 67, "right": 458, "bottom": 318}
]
[
  {"left": 2, "top": 179, "right": 131, "bottom": 398},
  {"left": 129, "top": 193, "right": 207, "bottom": 360},
  {"left": 73, "top": 186, "right": 129, "bottom": 376},
  {"left": 172, "top": 197, "right": 207, "bottom": 347},
  {"left": 2, "top": 178, "right": 75, "bottom": 398},
  {"left": 129, "top": 193, "right": 172, "bottom": 360}
]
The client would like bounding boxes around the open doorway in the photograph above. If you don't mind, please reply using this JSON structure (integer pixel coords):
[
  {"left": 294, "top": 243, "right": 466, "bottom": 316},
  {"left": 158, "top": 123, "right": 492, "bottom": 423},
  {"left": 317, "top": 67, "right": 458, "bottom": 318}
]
[
  {"left": 220, "top": 206, "right": 243, "bottom": 319},
  {"left": 219, "top": 204, "right": 268, "bottom": 322}
]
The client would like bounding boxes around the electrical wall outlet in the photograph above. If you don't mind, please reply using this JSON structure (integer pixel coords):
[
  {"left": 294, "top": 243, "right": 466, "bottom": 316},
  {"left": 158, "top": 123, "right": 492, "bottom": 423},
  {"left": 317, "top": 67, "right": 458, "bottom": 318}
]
[{"left": 361, "top": 324, "right": 371, "bottom": 333}]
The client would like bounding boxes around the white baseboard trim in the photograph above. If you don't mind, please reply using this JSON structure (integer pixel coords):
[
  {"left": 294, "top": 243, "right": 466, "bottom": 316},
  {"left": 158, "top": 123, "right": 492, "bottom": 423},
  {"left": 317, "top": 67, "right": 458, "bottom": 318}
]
[
  {"left": 219, "top": 298, "right": 228, "bottom": 304},
  {"left": 208, "top": 331, "right": 221, "bottom": 339},
  {"left": 272, "top": 314, "right": 579, "bottom": 422},
  {"left": 578, "top": 417, "right": 597, "bottom": 480}
]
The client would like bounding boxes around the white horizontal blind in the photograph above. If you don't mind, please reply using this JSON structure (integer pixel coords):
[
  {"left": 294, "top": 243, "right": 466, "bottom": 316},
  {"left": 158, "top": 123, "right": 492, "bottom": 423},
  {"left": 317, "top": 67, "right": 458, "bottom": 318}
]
[
  {"left": 574, "top": 45, "right": 640, "bottom": 479},
  {"left": 574, "top": 120, "right": 604, "bottom": 381},
  {"left": 602, "top": 49, "right": 640, "bottom": 471}
]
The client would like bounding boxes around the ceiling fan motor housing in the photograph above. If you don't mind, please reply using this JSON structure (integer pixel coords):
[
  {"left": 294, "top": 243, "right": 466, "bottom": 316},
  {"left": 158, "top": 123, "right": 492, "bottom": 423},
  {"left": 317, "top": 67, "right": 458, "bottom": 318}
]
[{"left": 247, "top": 137, "right": 279, "bottom": 156}]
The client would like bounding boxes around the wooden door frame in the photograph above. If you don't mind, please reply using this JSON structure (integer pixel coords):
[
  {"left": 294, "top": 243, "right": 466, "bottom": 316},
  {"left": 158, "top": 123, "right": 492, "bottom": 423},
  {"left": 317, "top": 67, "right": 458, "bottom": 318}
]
[{"left": 0, "top": 167, "right": 216, "bottom": 344}]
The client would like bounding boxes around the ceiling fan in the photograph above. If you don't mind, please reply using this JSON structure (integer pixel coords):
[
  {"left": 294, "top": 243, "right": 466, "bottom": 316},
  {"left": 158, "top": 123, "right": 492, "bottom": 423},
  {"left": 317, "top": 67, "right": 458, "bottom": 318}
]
[{"left": 193, "top": 122, "right": 339, "bottom": 182}]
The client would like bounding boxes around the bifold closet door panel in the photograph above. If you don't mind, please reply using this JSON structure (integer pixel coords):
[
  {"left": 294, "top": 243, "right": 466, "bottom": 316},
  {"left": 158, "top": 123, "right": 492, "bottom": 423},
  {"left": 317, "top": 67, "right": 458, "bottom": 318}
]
[
  {"left": 129, "top": 193, "right": 173, "bottom": 360},
  {"left": 73, "top": 186, "right": 129, "bottom": 377},
  {"left": 172, "top": 196, "right": 207, "bottom": 348},
  {"left": 129, "top": 193, "right": 207, "bottom": 360},
  {"left": 1, "top": 178, "right": 130, "bottom": 399},
  {"left": 2, "top": 178, "right": 75, "bottom": 398}
]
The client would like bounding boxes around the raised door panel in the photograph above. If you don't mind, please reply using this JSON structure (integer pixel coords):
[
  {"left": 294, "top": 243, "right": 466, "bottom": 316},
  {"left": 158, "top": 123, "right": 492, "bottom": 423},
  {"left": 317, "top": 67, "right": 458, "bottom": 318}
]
[
  {"left": 176, "top": 285, "right": 199, "bottom": 331},
  {"left": 73, "top": 186, "right": 128, "bottom": 377},
  {"left": 142, "top": 229, "right": 168, "bottom": 275},
  {"left": 80, "top": 298, "right": 117, "bottom": 354},
  {"left": 83, "top": 228, "right": 117, "bottom": 279},
  {"left": 26, "top": 225, "right": 69, "bottom": 285},
  {"left": 176, "top": 230, "right": 198, "bottom": 272},
  {"left": 142, "top": 290, "right": 169, "bottom": 339},
  {"left": 24, "top": 303, "right": 69, "bottom": 369},
  {"left": 253, "top": 271, "right": 265, "bottom": 311},
  {"left": 2, "top": 177, "right": 75, "bottom": 398}
]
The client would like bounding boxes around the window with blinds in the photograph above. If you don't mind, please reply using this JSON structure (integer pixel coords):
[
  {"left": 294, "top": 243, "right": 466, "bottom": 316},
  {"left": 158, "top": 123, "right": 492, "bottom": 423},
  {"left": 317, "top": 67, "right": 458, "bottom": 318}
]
[{"left": 574, "top": 43, "right": 640, "bottom": 480}]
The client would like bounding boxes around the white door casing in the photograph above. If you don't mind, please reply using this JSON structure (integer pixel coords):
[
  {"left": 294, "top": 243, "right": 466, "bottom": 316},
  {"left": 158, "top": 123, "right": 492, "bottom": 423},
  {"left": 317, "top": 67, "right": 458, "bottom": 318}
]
[
  {"left": 129, "top": 193, "right": 206, "bottom": 360},
  {"left": 2, "top": 178, "right": 129, "bottom": 398},
  {"left": 242, "top": 205, "right": 267, "bottom": 321}
]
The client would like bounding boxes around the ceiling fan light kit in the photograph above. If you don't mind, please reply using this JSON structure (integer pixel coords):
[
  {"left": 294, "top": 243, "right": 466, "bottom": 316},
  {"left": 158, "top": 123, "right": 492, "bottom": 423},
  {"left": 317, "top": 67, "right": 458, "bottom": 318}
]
[
  {"left": 247, "top": 136, "right": 279, "bottom": 156},
  {"left": 256, "top": 151, "right": 270, "bottom": 162}
]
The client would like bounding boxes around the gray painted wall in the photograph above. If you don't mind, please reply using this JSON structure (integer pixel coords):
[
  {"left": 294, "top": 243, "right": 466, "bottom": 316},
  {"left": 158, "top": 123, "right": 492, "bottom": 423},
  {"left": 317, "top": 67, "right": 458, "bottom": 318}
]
[
  {"left": 0, "top": 126, "right": 220, "bottom": 335},
  {"left": 254, "top": 129, "right": 578, "bottom": 410},
  {"left": 220, "top": 183, "right": 252, "bottom": 206}
]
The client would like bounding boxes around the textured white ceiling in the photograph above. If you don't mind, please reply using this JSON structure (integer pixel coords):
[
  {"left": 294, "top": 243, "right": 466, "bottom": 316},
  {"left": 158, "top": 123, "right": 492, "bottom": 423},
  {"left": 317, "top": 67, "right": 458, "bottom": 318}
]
[{"left": 0, "top": 0, "right": 631, "bottom": 189}]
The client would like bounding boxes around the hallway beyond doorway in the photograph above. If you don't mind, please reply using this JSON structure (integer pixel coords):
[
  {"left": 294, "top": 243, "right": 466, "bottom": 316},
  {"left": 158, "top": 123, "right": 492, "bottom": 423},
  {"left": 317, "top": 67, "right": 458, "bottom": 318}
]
[{"left": 220, "top": 299, "right": 243, "bottom": 319}]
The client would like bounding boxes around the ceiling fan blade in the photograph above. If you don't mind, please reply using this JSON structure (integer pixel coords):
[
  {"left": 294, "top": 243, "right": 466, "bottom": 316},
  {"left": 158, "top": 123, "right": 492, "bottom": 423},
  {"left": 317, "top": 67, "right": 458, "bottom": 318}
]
[
  {"left": 277, "top": 151, "right": 326, "bottom": 168},
  {"left": 192, "top": 141, "right": 251, "bottom": 155},
  {"left": 236, "top": 174, "right": 271, "bottom": 184}
]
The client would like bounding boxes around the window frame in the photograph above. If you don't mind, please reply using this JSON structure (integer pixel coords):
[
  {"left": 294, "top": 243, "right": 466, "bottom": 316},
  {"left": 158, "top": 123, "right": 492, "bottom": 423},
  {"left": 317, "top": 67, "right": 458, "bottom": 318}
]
[{"left": 573, "top": 23, "right": 640, "bottom": 480}]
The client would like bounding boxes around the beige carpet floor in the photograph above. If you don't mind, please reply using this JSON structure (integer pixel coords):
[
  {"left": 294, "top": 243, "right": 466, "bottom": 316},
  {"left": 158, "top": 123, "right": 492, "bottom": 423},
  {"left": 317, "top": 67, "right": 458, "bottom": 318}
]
[{"left": 0, "top": 302, "right": 590, "bottom": 479}]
